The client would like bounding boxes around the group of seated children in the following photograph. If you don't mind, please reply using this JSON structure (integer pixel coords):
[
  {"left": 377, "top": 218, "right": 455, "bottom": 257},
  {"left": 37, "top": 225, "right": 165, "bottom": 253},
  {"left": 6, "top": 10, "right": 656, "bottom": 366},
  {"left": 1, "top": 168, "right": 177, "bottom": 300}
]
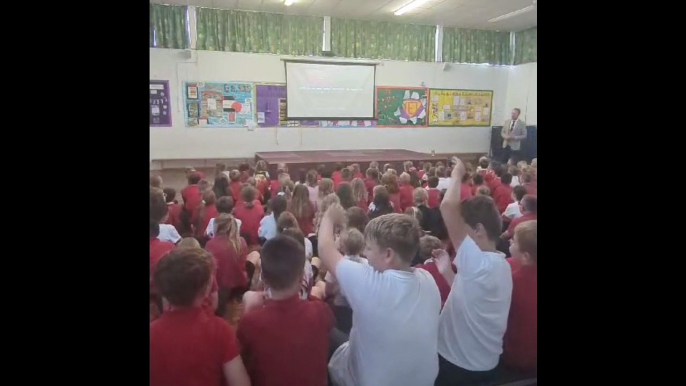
[{"left": 149, "top": 156, "right": 537, "bottom": 386}]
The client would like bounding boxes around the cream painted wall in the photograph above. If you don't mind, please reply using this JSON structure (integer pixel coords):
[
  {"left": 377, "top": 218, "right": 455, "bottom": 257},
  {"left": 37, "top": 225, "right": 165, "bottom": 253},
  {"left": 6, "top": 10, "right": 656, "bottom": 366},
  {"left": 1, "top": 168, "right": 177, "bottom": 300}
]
[
  {"left": 504, "top": 62, "right": 537, "bottom": 125},
  {"left": 150, "top": 49, "right": 512, "bottom": 161}
]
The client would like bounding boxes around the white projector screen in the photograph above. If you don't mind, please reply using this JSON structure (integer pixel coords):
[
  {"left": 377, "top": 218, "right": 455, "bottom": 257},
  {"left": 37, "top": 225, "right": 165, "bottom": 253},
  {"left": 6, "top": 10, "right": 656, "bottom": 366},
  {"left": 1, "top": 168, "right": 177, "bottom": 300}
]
[{"left": 285, "top": 61, "right": 376, "bottom": 120}]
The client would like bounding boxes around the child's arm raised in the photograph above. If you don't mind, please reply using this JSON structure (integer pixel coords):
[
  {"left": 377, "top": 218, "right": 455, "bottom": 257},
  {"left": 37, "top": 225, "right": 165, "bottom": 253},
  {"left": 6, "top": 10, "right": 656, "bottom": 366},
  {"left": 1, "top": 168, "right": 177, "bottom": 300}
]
[
  {"left": 317, "top": 205, "right": 346, "bottom": 277},
  {"left": 439, "top": 157, "right": 468, "bottom": 252}
]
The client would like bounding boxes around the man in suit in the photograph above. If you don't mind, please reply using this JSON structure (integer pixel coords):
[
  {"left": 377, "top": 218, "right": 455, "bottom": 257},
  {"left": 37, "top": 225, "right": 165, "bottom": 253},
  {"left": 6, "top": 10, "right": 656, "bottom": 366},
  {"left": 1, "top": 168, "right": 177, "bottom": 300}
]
[{"left": 501, "top": 108, "right": 527, "bottom": 163}]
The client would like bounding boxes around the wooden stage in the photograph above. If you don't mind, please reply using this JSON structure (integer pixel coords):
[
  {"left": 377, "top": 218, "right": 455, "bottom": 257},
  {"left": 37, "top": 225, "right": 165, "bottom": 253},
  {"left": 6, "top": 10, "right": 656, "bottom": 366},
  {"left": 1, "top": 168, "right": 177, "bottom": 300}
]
[{"left": 255, "top": 149, "right": 448, "bottom": 179}]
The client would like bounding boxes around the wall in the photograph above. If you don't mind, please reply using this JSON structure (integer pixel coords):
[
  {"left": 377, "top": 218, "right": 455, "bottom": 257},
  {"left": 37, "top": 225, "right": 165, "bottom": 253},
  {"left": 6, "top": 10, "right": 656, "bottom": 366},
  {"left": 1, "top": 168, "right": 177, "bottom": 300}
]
[
  {"left": 150, "top": 49, "right": 511, "bottom": 161},
  {"left": 505, "top": 62, "right": 537, "bottom": 125}
]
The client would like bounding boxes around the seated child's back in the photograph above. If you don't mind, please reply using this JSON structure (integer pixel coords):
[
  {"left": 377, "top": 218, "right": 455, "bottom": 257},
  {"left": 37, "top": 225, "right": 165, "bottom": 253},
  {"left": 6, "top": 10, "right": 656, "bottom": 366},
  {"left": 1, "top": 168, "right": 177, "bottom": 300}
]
[
  {"left": 237, "top": 235, "right": 334, "bottom": 386},
  {"left": 150, "top": 247, "right": 249, "bottom": 386}
]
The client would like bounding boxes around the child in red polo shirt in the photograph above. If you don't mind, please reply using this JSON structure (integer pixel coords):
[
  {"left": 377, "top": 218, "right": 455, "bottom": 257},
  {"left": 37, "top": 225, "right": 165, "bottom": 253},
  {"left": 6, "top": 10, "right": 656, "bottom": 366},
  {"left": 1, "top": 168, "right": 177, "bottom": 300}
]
[
  {"left": 427, "top": 176, "right": 441, "bottom": 209},
  {"left": 181, "top": 172, "right": 202, "bottom": 233},
  {"left": 351, "top": 178, "right": 369, "bottom": 213},
  {"left": 150, "top": 219, "right": 176, "bottom": 321},
  {"left": 237, "top": 235, "right": 334, "bottom": 386},
  {"left": 228, "top": 170, "right": 243, "bottom": 204},
  {"left": 492, "top": 173, "right": 514, "bottom": 213},
  {"left": 150, "top": 247, "right": 250, "bottom": 386},
  {"left": 502, "top": 195, "right": 537, "bottom": 241},
  {"left": 399, "top": 172, "right": 415, "bottom": 211},
  {"left": 384, "top": 174, "right": 403, "bottom": 213},
  {"left": 460, "top": 173, "right": 474, "bottom": 203},
  {"left": 351, "top": 163, "right": 364, "bottom": 180},
  {"left": 195, "top": 189, "right": 219, "bottom": 245},
  {"left": 233, "top": 186, "right": 265, "bottom": 246},
  {"left": 331, "top": 163, "right": 344, "bottom": 187},
  {"left": 163, "top": 188, "right": 183, "bottom": 232},
  {"left": 289, "top": 185, "right": 316, "bottom": 235},
  {"left": 364, "top": 168, "right": 380, "bottom": 204},
  {"left": 415, "top": 235, "right": 452, "bottom": 307},
  {"left": 471, "top": 174, "right": 484, "bottom": 196},
  {"left": 503, "top": 220, "right": 537, "bottom": 373}
]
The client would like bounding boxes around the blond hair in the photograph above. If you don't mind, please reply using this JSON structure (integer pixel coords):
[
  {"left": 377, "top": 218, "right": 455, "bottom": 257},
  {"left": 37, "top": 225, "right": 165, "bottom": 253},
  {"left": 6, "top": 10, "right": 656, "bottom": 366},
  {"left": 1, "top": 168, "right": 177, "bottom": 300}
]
[
  {"left": 413, "top": 187, "right": 428, "bottom": 206},
  {"left": 339, "top": 228, "right": 365, "bottom": 256},
  {"left": 514, "top": 220, "right": 537, "bottom": 264},
  {"left": 318, "top": 178, "right": 334, "bottom": 198},
  {"left": 419, "top": 235, "right": 442, "bottom": 261},
  {"left": 214, "top": 213, "right": 242, "bottom": 254},
  {"left": 476, "top": 185, "right": 491, "bottom": 196},
  {"left": 350, "top": 178, "right": 368, "bottom": 203},
  {"left": 315, "top": 193, "right": 342, "bottom": 233},
  {"left": 178, "top": 237, "right": 201, "bottom": 249},
  {"left": 364, "top": 213, "right": 421, "bottom": 263}
]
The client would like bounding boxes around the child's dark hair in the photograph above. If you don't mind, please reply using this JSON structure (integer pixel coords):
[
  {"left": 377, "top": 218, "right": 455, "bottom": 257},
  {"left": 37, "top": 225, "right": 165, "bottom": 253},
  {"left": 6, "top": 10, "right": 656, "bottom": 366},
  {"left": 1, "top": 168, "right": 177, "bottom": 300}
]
[
  {"left": 150, "top": 219, "right": 160, "bottom": 238},
  {"left": 341, "top": 168, "right": 352, "bottom": 181},
  {"left": 280, "top": 228, "right": 306, "bottom": 249},
  {"left": 460, "top": 196, "right": 502, "bottom": 242},
  {"left": 521, "top": 195, "right": 537, "bottom": 214},
  {"left": 494, "top": 164, "right": 506, "bottom": 178},
  {"left": 150, "top": 175, "right": 163, "bottom": 188},
  {"left": 238, "top": 163, "right": 250, "bottom": 173},
  {"left": 479, "top": 158, "right": 490, "bottom": 169},
  {"left": 298, "top": 168, "right": 307, "bottom": 184},
  {"left": 241, "top": 185, "right": 256, "bottom": 208},
  {"left": 428, "top": 176, "right": 439, "bottom": 188},
  {"left": 501, "top": 173, "right": 513, "bottom": 185},
  {"left": 317, "top": 164, "right": 326, "bottom": 175},
  {"left": 261, "top": 235, "right": 305, "bottom": 290},
  {"left": 513, "top": 185, "right": 527, "bottom": 202},
  {"left": 213, "top": 175, "right": 230, "bottom": 199},
  {"left": 472, "top": 174, "right": 484, "bottom": 185},
  {"left": 216, "top": 196, "right": 235, "bottom": 214},
  {"left": 336, "top": 182, "right": 357, "bottom": 210},
  {"left": 269, "top": 195, "right": 288, "bottom": 220},
  {"left": 153, "top": 248, "right": 214, "bottom": 307},
  {"left": 335, "top": 163, "right": 344, "bottom": 172},
  {"left": 188, "top": 172, "right": 201, "bottom": 185},
  {"left": 346, "top": 207, "right": 369, "bottom": 234},
  {"left": 163, "top": 188, "right": 176, "bottom": 204},
  {"left": 150, "top": 187, "right": 168, "bottom": 222},
  {"left": 366, "top": 168, "right": 379, "bottom": 180}
]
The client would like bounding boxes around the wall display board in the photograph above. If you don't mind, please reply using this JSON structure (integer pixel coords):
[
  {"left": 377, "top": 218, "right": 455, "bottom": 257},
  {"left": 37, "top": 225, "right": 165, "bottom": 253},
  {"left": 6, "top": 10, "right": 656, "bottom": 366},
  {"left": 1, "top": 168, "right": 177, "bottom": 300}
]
[
  {"left": 428, "top": 89, "right": 493, "bottom": 127},
  {"left": 376, "top": 87, "right": 428, "bottom": 127},
  {"left": 184, "top": 82, "right": 255, "bottom": 127}
]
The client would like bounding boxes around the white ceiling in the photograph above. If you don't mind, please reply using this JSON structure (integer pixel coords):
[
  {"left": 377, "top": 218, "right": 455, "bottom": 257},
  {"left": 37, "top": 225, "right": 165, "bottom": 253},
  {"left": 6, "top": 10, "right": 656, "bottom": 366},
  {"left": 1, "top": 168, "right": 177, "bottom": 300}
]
[{"left": 153, "top": 0, "right": 537, "bottom": 31}]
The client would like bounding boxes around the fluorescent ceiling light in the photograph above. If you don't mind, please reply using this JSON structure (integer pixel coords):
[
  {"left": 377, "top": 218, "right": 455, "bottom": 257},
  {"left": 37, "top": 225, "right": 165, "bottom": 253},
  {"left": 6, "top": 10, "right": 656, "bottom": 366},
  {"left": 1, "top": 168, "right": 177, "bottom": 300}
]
[
  {"left": 394, "top": 0, "right": 431, "bottom": 16},
  {"left": 488, "top": 5, "right": 535, "bottom": 22},
  {"left": 284, "top": 0, "right": 294, "bottom": 6}
]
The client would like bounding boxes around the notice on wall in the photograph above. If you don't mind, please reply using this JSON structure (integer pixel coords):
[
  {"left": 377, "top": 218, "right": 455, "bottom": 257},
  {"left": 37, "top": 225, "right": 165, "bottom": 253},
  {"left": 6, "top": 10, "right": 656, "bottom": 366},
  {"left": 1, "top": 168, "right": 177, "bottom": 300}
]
[
  {"left": 428, "top": 89, "right": 493, "bottom": 127},
  {"left": 150, "top": 80, "right": 171, "bottom": 126},
  {"left": 183, "top": 81, "right": 255, "bottom": 128}
]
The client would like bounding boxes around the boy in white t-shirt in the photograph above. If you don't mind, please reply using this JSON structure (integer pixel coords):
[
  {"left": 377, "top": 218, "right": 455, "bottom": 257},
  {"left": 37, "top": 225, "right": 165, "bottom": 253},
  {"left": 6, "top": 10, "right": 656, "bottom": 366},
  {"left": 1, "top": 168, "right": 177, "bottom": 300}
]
[
  {"left": 319, "top": 206, "right": 441, "bottom": 386},
  {"left": 433, "top": 158, "right": 513, "bottom": 386},
  {"left": 502, "top": 185, "right": 528, "bottom": 222}
]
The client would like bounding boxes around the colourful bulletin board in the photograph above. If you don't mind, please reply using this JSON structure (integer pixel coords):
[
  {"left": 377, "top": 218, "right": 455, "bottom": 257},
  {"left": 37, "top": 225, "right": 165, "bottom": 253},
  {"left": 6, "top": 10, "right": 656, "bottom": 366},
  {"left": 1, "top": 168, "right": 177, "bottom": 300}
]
[
  {"left": 150, "top": 80, "right": 171, "bottom": 126},
  {"left": 255, "top": 83, "right": 375, "bottom": 128},
  {"left": 184, "top": 82, "right": 255, "bottom": 127},
  {"left": 376, "top": 86, "right": 428, "bottom": 127},
  {"left": 428, "top": 89, "right": 493, "bottom": 127}
]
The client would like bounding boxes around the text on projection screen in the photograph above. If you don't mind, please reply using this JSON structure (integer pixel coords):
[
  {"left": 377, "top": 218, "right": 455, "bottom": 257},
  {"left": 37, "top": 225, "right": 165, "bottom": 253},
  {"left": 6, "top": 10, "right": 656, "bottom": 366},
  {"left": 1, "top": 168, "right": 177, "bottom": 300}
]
[{"left": 286, "top": 62, "right": 375, "bottom": 119}]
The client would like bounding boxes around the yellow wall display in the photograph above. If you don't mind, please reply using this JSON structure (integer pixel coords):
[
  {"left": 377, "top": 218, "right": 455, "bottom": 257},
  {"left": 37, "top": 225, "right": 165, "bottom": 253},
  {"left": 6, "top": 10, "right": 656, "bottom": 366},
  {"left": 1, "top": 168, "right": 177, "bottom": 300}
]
[{"left": 428, "top": 89, "right": 493, "bottom": 127}]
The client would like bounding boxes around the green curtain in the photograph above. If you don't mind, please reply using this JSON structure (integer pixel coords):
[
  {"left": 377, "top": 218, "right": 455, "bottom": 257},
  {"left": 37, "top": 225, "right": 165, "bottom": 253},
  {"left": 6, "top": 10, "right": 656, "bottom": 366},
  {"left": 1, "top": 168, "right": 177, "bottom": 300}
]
[
  {"left": 196, "top": 8, "right": 322, "bottom": 56},
  {"left": 331, "top": 18, "right": 435, "bottom": 62},
  {"left": 150, "top": 4, "right": 189, "bottom": 49},
  {"left": 514, "top": 27, "right": 537, "bottom": 64},
  {"left": 443, "top": 28, "right": 512, "bottom": 65}
]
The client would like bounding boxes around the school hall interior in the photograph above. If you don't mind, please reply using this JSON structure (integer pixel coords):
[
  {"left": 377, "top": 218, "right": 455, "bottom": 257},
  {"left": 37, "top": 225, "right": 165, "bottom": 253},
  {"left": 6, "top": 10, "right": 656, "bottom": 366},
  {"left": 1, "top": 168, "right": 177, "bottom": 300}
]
[{"left": 150, "top": 1, "right": 537, "bottom": 385}]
